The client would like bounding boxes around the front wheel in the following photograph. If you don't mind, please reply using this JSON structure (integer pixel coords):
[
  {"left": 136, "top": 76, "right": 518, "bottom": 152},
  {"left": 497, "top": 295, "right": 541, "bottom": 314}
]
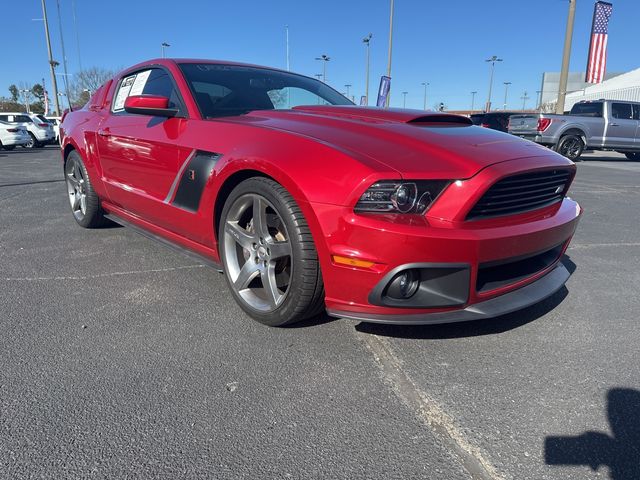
[
  {"left": 219, "top": 177, "right": 324, "bottom": 326},
  {"left": 624, "top": 152, "right": 640, "bottom": 161},
  {"left": 556, "top": 135, "right": 584, "bottom": 162}
]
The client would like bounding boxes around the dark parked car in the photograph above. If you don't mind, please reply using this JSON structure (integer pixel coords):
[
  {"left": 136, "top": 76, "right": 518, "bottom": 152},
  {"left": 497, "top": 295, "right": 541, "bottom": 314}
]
[{"left": 470, "top": 112, "right": 518, "bottom": 132}]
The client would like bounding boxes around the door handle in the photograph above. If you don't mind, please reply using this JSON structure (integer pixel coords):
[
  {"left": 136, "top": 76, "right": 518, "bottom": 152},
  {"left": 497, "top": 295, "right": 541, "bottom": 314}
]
[
  {"left": 97, "top": 129, "right": 111, "bottom": 137},
  {"left": 609, "top": 123, "right": 619, "bottom": 127}
]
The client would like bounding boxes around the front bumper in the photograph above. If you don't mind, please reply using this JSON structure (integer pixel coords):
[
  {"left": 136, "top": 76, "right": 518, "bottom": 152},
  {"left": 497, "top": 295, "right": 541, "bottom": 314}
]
[
  {"left": 328, "top": 262, "right": 570, "bottom": 325},
  {"left": 314, "top": 157, "right": 581, "bottom": 324}
]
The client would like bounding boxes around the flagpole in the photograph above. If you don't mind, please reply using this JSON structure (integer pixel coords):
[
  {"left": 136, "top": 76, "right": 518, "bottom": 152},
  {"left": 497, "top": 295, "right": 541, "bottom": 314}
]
[{"left": 555, "top": 0, "right": 576, "bottom": 114}]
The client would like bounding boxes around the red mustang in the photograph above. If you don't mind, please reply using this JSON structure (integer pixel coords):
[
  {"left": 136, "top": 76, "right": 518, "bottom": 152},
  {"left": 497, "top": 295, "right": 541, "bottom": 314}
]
[{"left": 60, "top": 59, "right": 581, "bottom": 326}]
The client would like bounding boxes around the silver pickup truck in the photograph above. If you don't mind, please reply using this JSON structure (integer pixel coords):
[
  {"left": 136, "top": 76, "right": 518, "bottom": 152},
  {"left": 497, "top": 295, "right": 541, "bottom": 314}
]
[{"left": 508, "top": 100, "right": 640, "bottom": 161}]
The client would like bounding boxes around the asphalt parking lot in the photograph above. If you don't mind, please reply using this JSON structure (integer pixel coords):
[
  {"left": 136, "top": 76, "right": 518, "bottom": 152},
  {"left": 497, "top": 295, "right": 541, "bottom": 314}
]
[{"left": 1, "top": 146, "right": 639, "bottom": 480}]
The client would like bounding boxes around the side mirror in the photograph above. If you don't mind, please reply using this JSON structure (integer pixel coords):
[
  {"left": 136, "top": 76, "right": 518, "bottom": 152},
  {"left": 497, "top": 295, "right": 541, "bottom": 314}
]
[{"left": 124, "top": 95, "right": 179, "bottom": 117}]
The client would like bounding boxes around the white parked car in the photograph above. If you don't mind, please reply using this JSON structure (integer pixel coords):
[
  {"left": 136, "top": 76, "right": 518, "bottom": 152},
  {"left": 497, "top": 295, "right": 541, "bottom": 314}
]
[
  {"left": 0, "top": 120, "right": 30, "bottom": 150},
  {"left": 0, "top": 112, "right": 55, "bottom": 148},
  {"left": 43, "top": 115, "right": 62, "bottom": 143}
]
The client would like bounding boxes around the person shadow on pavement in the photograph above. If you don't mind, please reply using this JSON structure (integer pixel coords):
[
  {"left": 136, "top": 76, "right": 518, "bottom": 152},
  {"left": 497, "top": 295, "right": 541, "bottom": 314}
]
[{"left": 545, "top": 388, "right": 640, "bottom": 479}]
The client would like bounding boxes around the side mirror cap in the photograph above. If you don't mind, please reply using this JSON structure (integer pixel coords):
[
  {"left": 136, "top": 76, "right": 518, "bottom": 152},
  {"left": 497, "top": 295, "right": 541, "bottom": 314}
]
[{"left": 124, "top": 95, "right": 179, "bottom": 117}]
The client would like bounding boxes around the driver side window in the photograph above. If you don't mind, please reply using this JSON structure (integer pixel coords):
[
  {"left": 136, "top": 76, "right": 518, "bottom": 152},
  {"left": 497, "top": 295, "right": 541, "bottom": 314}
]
[{"left": 112, "top": 68, "right": 182, "bottom": 113}]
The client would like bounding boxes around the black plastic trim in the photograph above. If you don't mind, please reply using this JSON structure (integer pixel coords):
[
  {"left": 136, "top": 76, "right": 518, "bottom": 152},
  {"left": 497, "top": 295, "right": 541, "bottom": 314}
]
[
  {"left": 171, "top": 151, "right": 222, "bottom": 212},
  {"left": 368, "top": 262, "right": 470, "bottom": 308},
  {"left": 329, "top": 263, "right": 570, "bottom": 325}
]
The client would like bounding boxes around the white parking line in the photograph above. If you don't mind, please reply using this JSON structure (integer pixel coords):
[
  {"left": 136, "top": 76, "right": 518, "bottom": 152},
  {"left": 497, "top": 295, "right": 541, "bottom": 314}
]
[
  {"left": 2, "top": 264, "right": 204, "bottom": 282},
  {"left": 357, "top": 333, "right": 505, "bottom": 480}
]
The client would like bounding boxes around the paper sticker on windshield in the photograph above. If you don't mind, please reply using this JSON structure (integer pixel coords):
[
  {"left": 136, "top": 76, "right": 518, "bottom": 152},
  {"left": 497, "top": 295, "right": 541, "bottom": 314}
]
[
  {"left": 129, "top": 70, "right": 152, "bottom": 97},
  {"left": 113, "top": 75, "right": 136, "bottom": 111}
]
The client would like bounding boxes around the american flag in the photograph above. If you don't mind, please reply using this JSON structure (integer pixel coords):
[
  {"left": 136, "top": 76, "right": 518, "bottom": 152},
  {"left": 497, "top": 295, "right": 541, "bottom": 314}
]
[{"left": 585, "top": 1, "right": 613, "bottom": 84}]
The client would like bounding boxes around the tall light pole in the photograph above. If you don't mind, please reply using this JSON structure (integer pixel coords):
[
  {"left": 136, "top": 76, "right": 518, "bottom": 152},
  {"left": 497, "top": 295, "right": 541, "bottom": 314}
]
[
  {"left": 285, "top": 25, "right": 290, "bottom": 71},
  {"left": 471, "top": 91, "right": 477, "bottom": 112},
  {"left": 556, "top": 0, "right": 576, "bottom": 114},
  {"left": 385, "top": 0, "right": 395, "bottom": 107},
  {"left": 484, "top": 55, "right": 503, "bottom": 112},
  {"left": 363, "top": 33, "right": 372, "bottom": 105},
  {"left": 503, "top": 81, "right": 512, "bottom": 110},
  {"left": 536, "top": 90, "right": 542, "bottom": 110},
  {"left": 421, "top": 82, "right": 429, "bottom": 110},
  {"left": 41, "top": 0, "right": 60, "bottom": 116},
  {"left": 521, "top": 91, "right": 530, "bottom": 110},
  {"left": 315, "top": 54, "right": 330, "bottom": 83},
  {"left": 345, "top": 84, "right": 352, "bottom": 99},
  {"left": 402, "top": 91, "right": 408, "bottom": 108},
  {"left": 161, "top": 42, "right": 170, "bottom": 58}
]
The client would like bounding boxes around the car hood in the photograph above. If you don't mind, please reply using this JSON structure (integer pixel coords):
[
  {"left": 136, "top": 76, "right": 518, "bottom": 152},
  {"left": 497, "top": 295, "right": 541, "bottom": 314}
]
[{"left": 228, "top": 105, "right": 555, "bottom": 179}]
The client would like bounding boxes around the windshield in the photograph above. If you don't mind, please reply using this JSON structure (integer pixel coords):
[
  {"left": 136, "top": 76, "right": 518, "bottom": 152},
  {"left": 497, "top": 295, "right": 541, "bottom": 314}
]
[{"left": 179, "top": 63, "right": 353, "bottom": 119}]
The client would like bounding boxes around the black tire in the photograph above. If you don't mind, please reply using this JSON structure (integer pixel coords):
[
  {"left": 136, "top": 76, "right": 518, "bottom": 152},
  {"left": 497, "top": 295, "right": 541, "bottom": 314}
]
[
  {"left": 624, "top": 152, "right": 640, "bottom": 161},
  {"left": 25, "top": 132, "right": 40, "bottom": 149},
  {"left": 3, "top": 145, "right": 16, "bottom": 151},
  {"left": 64, "top": 150, "right": 107, "bottom": 228},
  {"left": 556, "top": 135, "right": 584, "bottom": 162},
  {"left": 219, "top": 177, "right": 325, "bottom": 326}
]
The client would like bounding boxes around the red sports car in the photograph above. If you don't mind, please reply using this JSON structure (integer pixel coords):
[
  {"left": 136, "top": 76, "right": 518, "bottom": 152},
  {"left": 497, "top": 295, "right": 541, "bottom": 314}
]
[{"left": 60, "top": 59, "right": 581, "bottom": 326}]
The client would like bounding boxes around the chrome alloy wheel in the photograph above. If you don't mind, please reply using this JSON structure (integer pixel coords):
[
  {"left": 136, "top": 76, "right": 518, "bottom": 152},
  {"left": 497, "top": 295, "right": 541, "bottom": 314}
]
[
  {"left": 222, "top": 193, "right": 293, "bottom": 312},
  {"left": 65, "top": 156, "right": 87, "bottom": 221}
]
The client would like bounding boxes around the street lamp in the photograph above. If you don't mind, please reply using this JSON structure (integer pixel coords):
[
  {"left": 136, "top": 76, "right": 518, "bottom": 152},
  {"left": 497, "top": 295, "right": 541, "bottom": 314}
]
[
  {"left": 484, "top": 55, "right": 503, "bottom": 112},
  {"left": 471, "top": 91, "right": 478, "bottom": 112},
  {"left": 315, "top": 54, "right": 330, "bottom": 83},
  {"left": 421, "top": 82, "right": 429, "bottom": 110},
  {"left": 161, "top": 42, "right": 170, "bottom": 58},
  {"left": 402, "top": 91, "right": 408, "bottom": 108},
  {"left": 503, "top": 81, "right": 512, "bottom": 111},
  {"left": 363, "top": 33, "right": 372, "bottom": 105}
]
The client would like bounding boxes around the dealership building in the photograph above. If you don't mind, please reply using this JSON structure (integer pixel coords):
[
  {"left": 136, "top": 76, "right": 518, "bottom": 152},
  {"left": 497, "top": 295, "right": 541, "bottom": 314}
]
[{"left": 540, "top": 68, "right": 640, "bottom": 112}]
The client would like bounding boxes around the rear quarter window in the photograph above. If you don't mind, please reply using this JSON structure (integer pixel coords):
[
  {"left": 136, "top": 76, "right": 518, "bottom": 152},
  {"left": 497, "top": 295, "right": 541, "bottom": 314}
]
[{"left": 570, "top": 103, "right": 603, "bottom": 117}]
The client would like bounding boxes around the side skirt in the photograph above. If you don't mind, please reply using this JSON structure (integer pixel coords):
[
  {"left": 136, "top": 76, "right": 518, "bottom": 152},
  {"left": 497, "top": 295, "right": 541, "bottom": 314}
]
[{"left": 103, "top": 204, "right": 223, "bottom": 272}]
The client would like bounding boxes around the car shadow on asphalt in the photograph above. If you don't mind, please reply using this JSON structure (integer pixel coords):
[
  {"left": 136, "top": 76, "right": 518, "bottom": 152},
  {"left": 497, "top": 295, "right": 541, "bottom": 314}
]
[
  {"left": 545, "top": 388, "right": 640, "bottom": 479},
  {"left": 353, "top": 255, "right": 576, "bottom": 339}
]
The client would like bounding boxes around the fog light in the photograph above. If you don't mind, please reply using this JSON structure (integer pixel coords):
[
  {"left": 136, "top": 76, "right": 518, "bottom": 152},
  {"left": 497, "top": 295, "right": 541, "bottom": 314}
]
[{"left": 386, "top": 269, "right": 420, "bottom": 299}]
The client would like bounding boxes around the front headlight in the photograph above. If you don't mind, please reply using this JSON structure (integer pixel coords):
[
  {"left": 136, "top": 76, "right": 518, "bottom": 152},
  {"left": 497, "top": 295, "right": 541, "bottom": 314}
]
[{"left": 355, "top": 180, "right": 450, "bottom": 214}]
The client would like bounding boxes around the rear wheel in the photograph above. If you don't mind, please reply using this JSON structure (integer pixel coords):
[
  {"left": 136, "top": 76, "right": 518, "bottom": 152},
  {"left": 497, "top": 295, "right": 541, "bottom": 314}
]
[
  {"left": 64, "top": 150, "right": 107, "bottom": 228},
  {"left": 624, "top": 152, "right": 640, "bottom": 161},
  {"left": 219, "top": 177, "right": 324, "bottom": 326},
  {"left": 25, "top": 133, "right": 40, "bottom": 149},
  {"left": 556, "top": 135, "right": 584, "bottom": 161}
]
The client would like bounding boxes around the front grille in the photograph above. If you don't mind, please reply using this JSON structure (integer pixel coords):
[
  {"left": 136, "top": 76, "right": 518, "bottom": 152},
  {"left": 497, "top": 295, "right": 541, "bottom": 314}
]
[
  {"left": 476, "top": 244, "right": 564, "bottom": 293},
  {"left": 467, "top": 169, "right": 571, "bottom": 220}
]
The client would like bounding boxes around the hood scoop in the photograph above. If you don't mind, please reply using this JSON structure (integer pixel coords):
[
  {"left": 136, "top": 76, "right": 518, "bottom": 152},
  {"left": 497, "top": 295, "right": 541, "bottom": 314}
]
[
  {"left": 291, "top": 105, "right": 472, "bottom": 126},
  {"left": 407, "top": 114, "right": 472, "bottom": 126}
]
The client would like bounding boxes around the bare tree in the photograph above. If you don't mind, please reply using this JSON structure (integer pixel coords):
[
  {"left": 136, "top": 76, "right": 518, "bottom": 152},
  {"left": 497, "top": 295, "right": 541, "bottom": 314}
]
[{"left": 69, "top": 67, "right": 115, "bottom": 105}]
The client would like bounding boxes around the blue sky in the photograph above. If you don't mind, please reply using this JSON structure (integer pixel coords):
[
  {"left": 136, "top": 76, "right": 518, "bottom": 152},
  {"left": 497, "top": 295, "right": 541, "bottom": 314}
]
[{"left": 5, "top": 0, "right": 639, "bottom": 110}]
